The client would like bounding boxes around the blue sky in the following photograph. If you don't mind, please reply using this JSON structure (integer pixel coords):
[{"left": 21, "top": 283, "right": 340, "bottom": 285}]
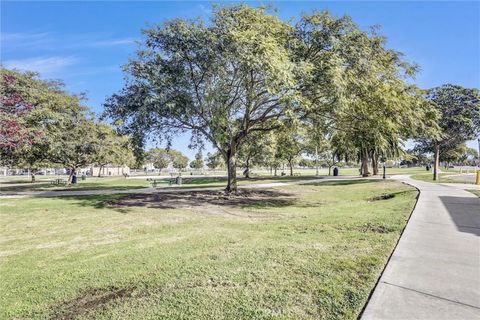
[{"left": 1, "top": 1, "right": 479, "bottom": 158}]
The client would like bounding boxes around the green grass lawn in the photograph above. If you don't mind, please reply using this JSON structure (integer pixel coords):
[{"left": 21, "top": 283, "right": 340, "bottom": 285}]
[
  {"left": 0, "top": 177, "right": 150, "bottom": 192},
  {"left": 467, "top": 189, "right": 480, "bottom": 197},
  {"left": 0, "top": 175, "right": 319, "bottom": 192},
  {"left": 0, "top": 167, "right": 428, "bottom": 193},
  {"left": 410, "top": 172, "right": 474, "bottom": 184},
  {"left": 0, "top": 180, "right": 417, "bottom": 319}
]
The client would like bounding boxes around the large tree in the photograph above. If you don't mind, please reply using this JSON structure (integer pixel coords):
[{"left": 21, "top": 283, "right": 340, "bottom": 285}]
[
  {"left": 0, "top": 71, "right": 37, "bottom": 153},
  {"left": 48, "top": 115, "right": 99, "bottom": 183},
  {"left": 416, "top": 85, "right": 480, "bottom": 180},
  {"left": 104, "top": 5, "right": 308, "bottom": 193},
  {"left": 296, "top": 13, "right": 438, "bottom": 177},
  {"left": 146, "top": 148, "right": 172, "bottom": 172},
  {"left": 92, "top": 124, "right": 135, "bottom": 176},
  {"left": 189, "top": 150, "right": 204, "bottom": 170},
  {"left": 0, "top": 68, "right": 89, "bottom": 181},
  {"left": 205, "top": 151, "right": 223, "bottom": 170},
  {"left": 170, "top": 150, "right": 189, "bottom": 172}
]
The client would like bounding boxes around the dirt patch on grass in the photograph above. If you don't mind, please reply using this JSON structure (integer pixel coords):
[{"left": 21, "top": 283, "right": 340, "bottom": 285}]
[
  {"left": 356, "top": 223, "right": 394, "bottom": 233},
  {"left": 368, "top": 193, "right": 395, "bottom": 201},
  {"left": 108, "top": 189, "right": 296, "bottom": 215},
  {"left": 50, "top": 286, "right": 135, "bottom": 319}
]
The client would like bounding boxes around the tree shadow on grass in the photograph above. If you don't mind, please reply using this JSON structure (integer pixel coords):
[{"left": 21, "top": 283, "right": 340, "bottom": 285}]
[
  {"left": 302, "top": 179, "right": 378, "bottom": 187},
  {"left": 60, "top": 189, "right": 297, "bottom": 214}
]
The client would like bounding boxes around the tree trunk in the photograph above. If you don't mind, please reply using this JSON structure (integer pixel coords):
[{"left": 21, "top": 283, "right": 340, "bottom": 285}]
[
  {"left": 289, "top": 159, "right": 293, "bottom": 176},
  {"left": 328, "top": 165, "right": 332, "bottom": 176},
  {"left": 433, "top": 142, "right": 440, "bottom": 181},
  {"left": 371, "top": 152, "right": 379, "bottom": 176},
  {"left": 225, "top": 145, "right": 237, "bottom": 194},
  {"left": 315, "top": 146, "right": 319, "bottom": 176},
  {"left": 98, "top": 164, "right": 104, "bottom": 177},
  {"left": 361, "top": 148, "right": 370, "bottom": 177},
  {"left": 31, "top": 172, "right": 35, "bottom": 183},
  {"left": 68, "top": 168, "right": 75, "bottom": 184},
  {"left": 274, "top": 167, "right": 277, "bottom": 176}
]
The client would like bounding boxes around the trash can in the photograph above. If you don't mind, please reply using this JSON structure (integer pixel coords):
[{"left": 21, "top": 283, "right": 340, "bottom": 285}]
[
  {"left": 81, "top": 174, "right": 86, "bottom": 181},
  {"left": 72, "top": 175, "right": 77, "bottom": 184},
  {"left": 333, "top": 167, "right": 339, "bottom": 176},
  {"left": 176, "top": 176, "right": 182, "bottom": 185}
]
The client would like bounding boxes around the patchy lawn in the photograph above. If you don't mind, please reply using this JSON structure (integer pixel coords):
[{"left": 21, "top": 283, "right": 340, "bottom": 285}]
[
  {"left": 0, "top": 180, "right": 417, "bottom": 319},
  {"left": 410, "top": 172, "right": 474, "bottom": 184}
]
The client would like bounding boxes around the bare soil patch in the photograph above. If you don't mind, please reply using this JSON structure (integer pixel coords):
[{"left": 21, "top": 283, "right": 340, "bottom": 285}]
[
  {"left": 50, "top": 286, "right": 135, "bottom": 319},
  {"left": 108, "top": 189, "right": 296, "bottom": 211}
]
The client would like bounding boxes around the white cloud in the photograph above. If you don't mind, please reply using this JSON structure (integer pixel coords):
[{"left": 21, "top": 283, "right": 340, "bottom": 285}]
[
  {"left": 1, "top": 32, "right": 53, "bottom": 50},
  {"left": 1, "top": 32, "right": 135, "bottom": 51},
  {"left": 197, "top": 4, "right": 212, "bottom": 16},
  {"left": 2, "top": 56, "right": 77, "bottom": 75},
  {"left": 89, "top": 38, "right": 135, "bottom": 47}
]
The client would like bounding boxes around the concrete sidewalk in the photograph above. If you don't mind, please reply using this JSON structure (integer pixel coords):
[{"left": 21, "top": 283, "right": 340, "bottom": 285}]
[{"left": 362, "top": 175, "right": 480, "bottom": 320}]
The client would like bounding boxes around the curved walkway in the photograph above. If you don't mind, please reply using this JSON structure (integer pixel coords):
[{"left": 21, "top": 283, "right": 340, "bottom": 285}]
[{"left": 362, "top": 175, "right": 480, "bottom": 320}]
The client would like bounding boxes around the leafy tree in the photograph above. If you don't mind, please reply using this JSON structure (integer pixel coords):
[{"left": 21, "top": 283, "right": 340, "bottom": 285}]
[
  {"left": 48, "top": 115, "right": 99, "bottom": 183},
  {"left": 189, "top": 151, "right": 204, "bottom": 170},
  {"left": 296, "top": 12, "right": 437, "bottom": 177},
  {"left": 0, "top": 68, "right": 88, "bottom": 182},
  {"left": 298, "top": 158, "right": 313, "bottom": 168},
  {"left": 0, "top": 71, "right": 37, "bottom": 152},
  {"left": 205, "top": 151, "right": 223, "bottom": 170},
  {"left": 237, "top": 132, "right": 275, "bottom": 178},
  {"left": 104, "top": 5, "right": 308, "bottom": 193},
  {"left": 147, "top": 148, "right": 172, "bottom": 172},
  {"left": 275, "top": 127, "right": 304, "bottom": 176},
  {"left": 416, "top": 85, "right": 480, "bottom": 180},
  {"left": 92, "top": 124, "right": 134, "bottom": 176},
  {"left": 170, "top": 150, "right": 189, "bottom": 171}
]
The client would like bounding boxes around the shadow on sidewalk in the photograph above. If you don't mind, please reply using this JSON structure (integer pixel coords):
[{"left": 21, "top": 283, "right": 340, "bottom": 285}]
[{"left": 439, "top": 196, "right": 480, "bottom": 236}]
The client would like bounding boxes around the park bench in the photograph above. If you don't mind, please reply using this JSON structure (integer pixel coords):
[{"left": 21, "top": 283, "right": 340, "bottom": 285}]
[
  {"left": 50, "top": 178, "right": 67, "bottom": 185},
  {"left": 147, "top": 178, "right": 176, "bottom": 187}
]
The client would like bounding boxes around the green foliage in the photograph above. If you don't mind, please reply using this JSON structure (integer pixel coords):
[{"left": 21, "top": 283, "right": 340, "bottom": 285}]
[
  {"left": 92, "top": 124, "right": 135, "bottom": 169},
  {"left": 0, "top": 68, "right": 135, "bottom": 178},
  {"left": 104, "top": 5, "right": 308, "bottom": 191},
  {"left": 103, "top": 4, "right": 452, "bottom": 185},
  {"left": 169, "top": 149, "right": 189, "bottom": 170},
  {"left": 189, "top": 151, "right": 204, "bottom": 169},
  {"left": 416, "top": 84, "right": 480, "bottom": 156},
  {"left": 146, "top": 148, "right": 171, "bottom": 170},
  {"left": 205, "top": 151, "right": 224, "bottom": 170}
]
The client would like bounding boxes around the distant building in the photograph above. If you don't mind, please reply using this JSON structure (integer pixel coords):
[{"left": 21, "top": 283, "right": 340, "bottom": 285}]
[{"left": 89, "top": 165, "right": 130, "bottom": 177}]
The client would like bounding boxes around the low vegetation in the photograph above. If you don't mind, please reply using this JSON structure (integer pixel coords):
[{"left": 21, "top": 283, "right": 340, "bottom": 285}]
[{"left": 0, "top": 180, "right": 417, "bottom": 319}]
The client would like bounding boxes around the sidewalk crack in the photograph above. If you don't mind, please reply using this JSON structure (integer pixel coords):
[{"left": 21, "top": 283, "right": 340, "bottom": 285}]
[{"left": 381, "top": 281, "right": 480, "bottom": 310}]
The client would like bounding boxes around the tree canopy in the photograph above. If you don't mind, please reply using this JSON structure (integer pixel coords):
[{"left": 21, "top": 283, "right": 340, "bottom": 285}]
[
  {"left": 0, "top": 68, "right": 135, "bottom": 182},
  {"left": 103, "top": 5, "right": 452, "bottom": 191}
]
